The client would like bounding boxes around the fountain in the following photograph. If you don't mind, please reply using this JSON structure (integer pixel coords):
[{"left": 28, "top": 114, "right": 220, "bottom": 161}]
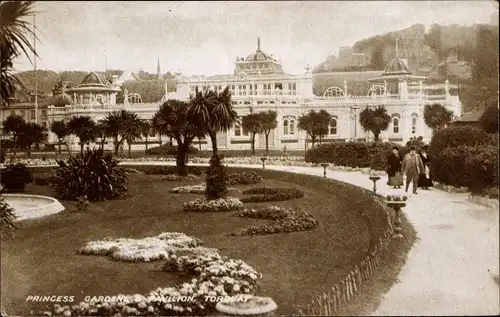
[
  {"left": 215, "top": 295, "right": 277, "bottom": 316},
  {"left": 2, "top": 194, "right": 65, "bottom": 221}
]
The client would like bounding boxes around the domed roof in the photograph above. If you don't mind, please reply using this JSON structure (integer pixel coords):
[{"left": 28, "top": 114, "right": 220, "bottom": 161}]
[
  {"left": 80, "top": 72, "right": 107, "bottom": 86},
  {"left": 245, "top": 37, "right": 273, "bottom": 62},
  {"left": 382, "top": 57, "right": 411, "bottom": 76},
  {"left": 52, "top": 93, "right": 73, "bottom": 107}
]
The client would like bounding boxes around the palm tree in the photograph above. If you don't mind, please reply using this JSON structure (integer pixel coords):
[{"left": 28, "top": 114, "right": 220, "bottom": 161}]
[
  {"left": 139, "top": 120, "right": 151, "bottom": 153},
  {"left": 241, "top": 113, "right": 263, "bottom": 155},
  {"left": 123, "top": 116, "right": 142, "bottom": 158},
  {"left": 94, "top": 120, "right": 110, "bottom": 151},
  {"left": 0, "top": 1, "right": 37, "bottom": 108},
  {"left": 298, "top": 110, "right": 331, "bottom": 147},
  {"left": 18, "top": 122, "right": 46, "bottom": 158},
  {"left": 67, "top": 116, "right": 97, "bottom": 155},
  {"left": 185, "top": 87, "right": 238, "bottom": 157},
  {"left": 151, "top": 113, "right": 164, "bottom": 145},
  {"left": 153, "top": 99, "right": 205, "bottom": 175},
  {"left": 50, "top": 120, "right": 70, "bottom": 154},
  {"left": 2, "top": 114, "right": 26, "bottom": 155},
  {"left": 259, "top": 110, "right": 277, "bottom": 154},
  {"left": 101, "top": 110, "right": 141, "bottom": 156},
  {"left": 424, "top": 103, "right": 454, "bottom": 133},
  {"left": 359, "top": 105, "right": 391, "bottom": 141}
]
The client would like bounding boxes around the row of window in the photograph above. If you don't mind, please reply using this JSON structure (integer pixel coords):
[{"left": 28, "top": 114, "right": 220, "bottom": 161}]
[
  {"left": 392, "top": 115, "right": 418, "bottom": 135},
  {"left": 190, "top": 83, "right": 297, "bottom": 96},
  {"left": 7, "top": 109, "right": 47, "bottom": 120}
]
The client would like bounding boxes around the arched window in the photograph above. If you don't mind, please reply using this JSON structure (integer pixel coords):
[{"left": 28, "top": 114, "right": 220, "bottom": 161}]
[
  {"left": 392, "top": 117, "right": 400, "bottom": 134},
  {"left": 234, "top": 124, "right": 242, "bottom": 136},
  {"left": 411, "top": 114, "right": 418, "bottom": 134},
  {"left": 283, "top": 119, "right": 289, "bottom": 135},
  {"left": 289, "top": 119, "right": 295, "bottom": 135},
  {"left": 329, "top": 117, "right": 338, "bottom": 135},
  {"left": 283, "top": 116, "right": 296, "bottom": 135}
]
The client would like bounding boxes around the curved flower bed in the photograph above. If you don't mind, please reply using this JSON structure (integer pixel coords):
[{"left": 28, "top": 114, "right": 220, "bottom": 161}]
[
  {"left": 233, "top": 205, "right": 319, "bottom": 236},
  {"left": 183, "top": 198, "right": 244, "bottom": 212},
  {"left": 227, "top": 172, "right": 263, "bottom": 185},
  {"left": 162, "top": 174, "right": 200, "bottom": 181},
  {"left": 241, "top": 187, "right": 304, "bottom": 203},
  {"left": 170, "top": 184, "right": 240, "bottom": 194},
  {"left": 43, "top": 232, "right": 261, "bottom": 316}
]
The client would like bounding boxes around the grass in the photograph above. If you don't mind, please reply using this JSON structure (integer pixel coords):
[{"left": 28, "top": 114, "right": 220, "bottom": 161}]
[{"left": 1, "top": 166, "right": 414, "bottom": 316}]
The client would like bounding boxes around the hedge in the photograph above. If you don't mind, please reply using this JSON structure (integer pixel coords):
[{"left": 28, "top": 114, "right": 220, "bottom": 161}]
[
  {"left": 429, "top": 126, "right": 490, "bottom": 157},
  {"left": 145, "top": 143, "right": 198, "bottom": 156},
  {"left": 432, "top": 145, "right": 498, "bottom": 194}
]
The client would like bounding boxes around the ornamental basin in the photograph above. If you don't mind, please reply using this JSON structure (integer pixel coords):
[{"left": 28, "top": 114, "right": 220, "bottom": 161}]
[
  {"left": 386, "top": 201, "right": 407, "bottom": 209},
  {"left": 3, "top": 194, "right": 65, "bottom": 221},
  {"left": 215, "top": 295, "right": 277, "bottom": 316},
  {"left": 369, "top": 176, "right": 381, "bottom": 181}
]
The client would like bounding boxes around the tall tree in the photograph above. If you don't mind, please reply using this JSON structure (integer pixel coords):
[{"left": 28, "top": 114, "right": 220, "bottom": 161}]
[
  {"left": 139, "top": 120, "right": 151, "bottom": 153},
  {"left": 479, "top": 105, "right": 499, "bottom": 134},
  {"left": 0, "top": 1, "right": 37, "bottom": 107},
  {"left": 123, "top": 116, "right": 142, "bottom": 158},
  {"left": 298, "top": 110, "right": 331, "bottom": 147},
  {"left": 101, "top": 110, "right": 141, "bottom": 156},
  {"left": 359, "top": 105, "right": 391, "bottom": 141},
  {"left": 67, "top": 116, "right": 97, "bottom": 155},
  {"left": 424, "top": 103, "right": 454, "bottom": 133},
  {"left": 18, "top": 122, "right": 46, "bottom": 158},
  {"left": 50, "top": 120, "right": 71, "bottom": 154},
  {"left": 153, "top": 99, "right": 205, "bottom": 176},
  {"left": 2, "top": 114, "right": 26, "bottom": 155},
  {"left": 185, "top": 87, "right": 238, "bottom": 157},
  {"left": 94, "top": 120, "right": 110, "bottom": 151},
  {"left": 241, "top": 113, "right": 263, "bottom": 155},
  {"left": 258, "top": 110, "right": 277, "bottom": 154}
]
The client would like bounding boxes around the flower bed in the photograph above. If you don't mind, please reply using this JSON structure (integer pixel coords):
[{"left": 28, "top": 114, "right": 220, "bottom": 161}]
[
  {"left": 162, "top": 174, "right": 200, "bottom": 181},
  {"left": 233, "top": 205, "right": 319, "bottom": 235},
  {"left": 144, "top": 166, "right": 203, "bottom": 176},
  {"left": 170, "top": 184, "right": 240, "bottom": 194},
  {"left": 33, "top": 173, "right": 59, "bottom": 186},
  {"left": 183, "top": 197, "right": 244, "bottom": 212},
  {"left": 385, "top": 195, "right": 408, "bottom": 202},
  {"left": 43, "top": 232, "right": 261, "bottom": 316},
  {"left": 240, "top": 187, "right": 304, "bottom": 203},
  {"left": 227, "top": 172, "right": 263, "bottom": 185}
]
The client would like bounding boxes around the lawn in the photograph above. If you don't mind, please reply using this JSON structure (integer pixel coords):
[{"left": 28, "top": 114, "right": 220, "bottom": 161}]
[{"left": 1, "top": 167, "right": 399, "bottom": 316}]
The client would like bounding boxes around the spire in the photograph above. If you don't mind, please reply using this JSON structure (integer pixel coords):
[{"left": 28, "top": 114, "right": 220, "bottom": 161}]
[
  {"left": 157, "top": 57, "right": 161, "bottom": 79},
  {"left": 257, "top": 37, "right": 261, "bottom": 52}
]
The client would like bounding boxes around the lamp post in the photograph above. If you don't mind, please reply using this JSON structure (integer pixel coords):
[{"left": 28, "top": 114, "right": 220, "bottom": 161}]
[
  {"left": 352, "top": 105, "right": 359, "bottom": 141},
  {"left": 321, "top": 162, "right": 329, "bottom": 178}
]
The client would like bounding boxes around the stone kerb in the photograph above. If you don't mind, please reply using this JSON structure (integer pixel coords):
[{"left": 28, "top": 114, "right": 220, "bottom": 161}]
[{"left": 3, "top": 194, "right": 65, "bottom": 221}]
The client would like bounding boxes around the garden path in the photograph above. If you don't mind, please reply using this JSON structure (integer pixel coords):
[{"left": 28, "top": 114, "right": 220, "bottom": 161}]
[{"left": 126, "top": 161, "right": 499, "bottom": 315}]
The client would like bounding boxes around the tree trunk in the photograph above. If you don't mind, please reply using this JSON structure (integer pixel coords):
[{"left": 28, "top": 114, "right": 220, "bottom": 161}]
[
  {"left": 265, "top": 132, "right": 270, "bottom": 153},
  {"left": 210, "top": 132, "right": 218, "bottom": 157},
  {"left": 251, "top": 133, "right": 256, "bottom": 155},
  {"left": 114, "top": 139, "right": 120, "bottom": 156},
  {"left": 128, "top": 142, "right": 132, "bottom": 158},
  {"left": 145, "top": 137, "right": 148, "bottom": 153},
  {"left": 57, "top": 139, "right": 62, "bottom": 154},
  {"left": 12, "top": 136, "right": 17, "bottom": 155},
  {"left": 80, "top": 143, "right": 84, "bottom": 156},
  {"left": 27, "top": 145, "right": 32, "bottom": 158},
  {"left": 374, "top": 133, "right": 379, "bottom": 141},
  {"left": 311, "top": 136, "right": 316, "bottom": 148},
  {"left": 176, "top": 143, "right": 188, "bottom": 176}
]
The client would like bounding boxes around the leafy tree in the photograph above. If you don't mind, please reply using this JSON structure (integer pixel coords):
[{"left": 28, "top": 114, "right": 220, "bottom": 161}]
[
  {"left": 0, "top": 1, "right": 37, "bottom": 108},
  {"left": 139, "top": 120, "right": 151, "bottom": 153},
  {"left": 67, "top": 116, "right": 97, "bottom": 155},
  {"left": 122, "top": 80, "right": 165, "bottom": 103},
  {"left": 0, "top": 193, "right": 18, "bottom": 239},
  {"left": 50, "top": 120, "right": 71, "bottom": 154},
  {"left": 258, "top": 110, "right": 277, "bottom": 154},
  {"left": 298, "top": 110, "right": 331, "bottom": 147},
  {"left": 425, "top": 24, "right": 443, "bottom": 60},
  {"left": 241, "top": 113, "right": 263, "bottom": 155},
  {"left": 151, "top": 113, "right": 164, "bottom": 144},
  {"left": 359, "top": 105, "right": 391, "bottom": 141},
  {"left": 424, "top": 103, "right": 454, "bottom": 133},
  {"left": 94, "top": 120, "right": 110, "bottom": 151},
  {"left": 473, "top": 25, "right": 499, "bottom": 84},
  {"left": 2, "top": 114, "right": 26, "bottom": 155},
  {"left": 185, "top": 87, "right": 238, "bottom": 157},
  {"left": 123, "top": 115, "right": 142, "bottom": 158},
  {"left": 18, "top": 122, "right": 47, "bottom": 158},
  {"left": 370, "top": 43, "right": 385, "bottom": 70},
  {"left": 101, "top": 110, "right": 141, "bottom": 156},
  {"left": 479, "top": 105, "right": 499, "bottom": 134},
  {"left": 153, "top": 100, "right": 204, "bottom": 176}
]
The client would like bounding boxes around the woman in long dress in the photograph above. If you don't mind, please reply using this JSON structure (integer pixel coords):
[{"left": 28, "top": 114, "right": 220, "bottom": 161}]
[
  {"left": 387, "top": 147, "right": 403, "bottom": 188},
  {"left": 418, "top": 146, "right": 433, "bottom": 189}
]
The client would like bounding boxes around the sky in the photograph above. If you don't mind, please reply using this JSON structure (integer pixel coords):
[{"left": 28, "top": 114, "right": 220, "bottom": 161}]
[{"left": 13, "top": 1, "right": 499, "bottom": 76}]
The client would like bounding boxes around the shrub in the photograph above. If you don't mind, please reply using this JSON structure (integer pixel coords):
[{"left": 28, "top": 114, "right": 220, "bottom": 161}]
[
  {"left": 429, "top": 126, "right": 489, "bottom": 157},
  {"left": 161, "top": 174, "right": 200, "bottom": 181},
  {"left": 183, "top": 197, "right": 243, "bottom": 212},
  {"left": 144, "top": 166, "right": 202, "bottom": 176},
  {"left": 205, "top": 155, "right": 228, "bottom": 200},
  {"left": 0, "top": 163, "right": 33, "bottom": 192},
  {"left": 146, "top": 143, "right": 198, "bottom": 155},
  {"left": 54, "top": 148, "right": 129, "bottom": 201},
  {"left": 240, "top": 187, "right": 304, "bottom": 203},
  {"left": 226, "top": 172, "right": 263, "bottom": 185},
  {"left": 0, "top": 194, "right": 17, "bottom": 239},
  {"left": 233, "top": 205, "right": 319, "bottom": 236},
  {"left": 33, "top": 173, "right": 59, "bottom": 186}
]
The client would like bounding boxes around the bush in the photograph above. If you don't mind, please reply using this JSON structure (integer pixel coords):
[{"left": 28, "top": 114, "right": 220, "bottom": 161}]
[
  {"left": 161, "top": 174, "right": 200, "bottom": 181},
  {"left": 54, "top": 148, "right": 129, "bottom": 201},
  {"left": 33, "top": 173, "right": 59, "bottom": 186},
  {"left": 205, "top": 155, "right": 228, "bottom": 200},
  {"left": 182, "top": 197, "right": 244, "bottom": 212},
  {"left": 240, "top": 187, "right": 304, "bottom": 203},
  {"left": 146, "top": 143, "right": 198, "bottom": 155},
  {"left": 429, "top": 126, "right": 490, "bottom": 157},
  {"left": 144, "top": 166, "right": 202, "bottom": 176},
  {"left": 0, "top": 194, "right": 17, "bottom": 239},
  {"left": 0, "top": 163, "right": 33, "bottom": 192},
  {"left": 226, "top": 172, "right": 263, "bottom": 185}
]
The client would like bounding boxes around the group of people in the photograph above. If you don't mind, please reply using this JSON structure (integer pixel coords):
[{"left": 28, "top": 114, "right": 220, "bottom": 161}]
[{"left": 387, "top": 145, "right": 433, "bottom": 194}]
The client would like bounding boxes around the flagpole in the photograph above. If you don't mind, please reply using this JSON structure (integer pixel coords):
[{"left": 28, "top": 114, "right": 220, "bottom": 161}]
[{"left": 33, "top": 11, "right": 38, "bottom": 124}]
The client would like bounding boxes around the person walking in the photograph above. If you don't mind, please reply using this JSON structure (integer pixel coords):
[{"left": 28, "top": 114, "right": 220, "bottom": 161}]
[
  {"left": 387, "top": 146, "right": 403, "bottom": 189},
  {"left": 418, "top": 145, "right": 433, "bottom": 190},
  {"left": 401, "top": 146, "right": 425, "bottom": 194}
]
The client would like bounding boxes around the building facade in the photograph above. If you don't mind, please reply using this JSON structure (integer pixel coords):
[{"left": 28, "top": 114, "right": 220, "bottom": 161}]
[{"left": 44, "top": 39, "right": 461, "bottom": 152}]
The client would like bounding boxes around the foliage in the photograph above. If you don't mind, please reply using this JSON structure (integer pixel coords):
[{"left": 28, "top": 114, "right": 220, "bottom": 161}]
[
  {"left": 423, "top": 103, "right": 454, "bottom": 132},
  {"left": 0, "top": 1, "right": 37, "bottom": 108},
  {"left": 233, "top": 206, "right": 319, "bottom": 236},
  {"left": 479, "top": 105, "right": 499, "bottom": 134},
  {"left": 53, "top": 148, "right": 128, "bottom": 201},
  {"left": 18, "top": 122, "right": 47, "bottom": 157},
  {"left": 94, "top": 120, "right": 110, "bottom": 150},
  {"left": 101, "top": 110, "right": 142, "bottom": 156},
  {"left": 122, "top": 79, "right": 166, "bottom": 103},
  {"left": 240, "top": 187, "right": 304, "bottom": 203},
  {"left": 298, "top": 109, "right": 331, "bottom": 147},
  {"left": 0, "top": 193, "right": 17, "bottom": 239},
  {"left": 67, "top": 116, "right": 97, "bottom": 155},
  {"left": 370, "top": 43, "right": 385, "bottom": 70},
  {"left": 405, "top": 136, "right": 426, "bottom": 150},
  {"left": 182, "top": 197, "right": 243, "bottom": 212},
  {"left": 139, "top": 120, "right": 151, "bottom": 152},
  {"left": 359, "top": 106, "right": 390, "bottom": 141},
  {"left": 162, "top": 174, "right": 201, "bottom": 182},
  {"left": 2, "top": 114, "right": 26, "bottom": 154},
  {"left": 241, "top": 113, "right": 263, "bottom": 155},
  {"left": 185, "top": 87, "right": 238, "bottom": 156},
  {"left": 145, "top": 143, "right": 198, "bottom": 156},
  {"left": 258, "top": 110, "right": 278, "bottom": 153},
  {"left": 33, "top": 173, "right": 59, "bottom": 186},
  {"left": 0, "top": 163, "right": 33, "bottom": 192},
  {"left": 432, "top": 145, "right": 498, "bottom": 193},
  {"left": 205, "top": 155, "right": 228, "bottom": 200},
  {"left": 50, "top": 121, "right": 71, "bottom": 153},
  {"left": 144, "top": 166, "right": 202, "bottom": 176},
  {"left": 472, "top": 25, "right": 499, "bottom": 84},
  {"left": 226, "top": 172, "right": 263, "bottom": 185},
  {"left": 428, "top": 125, "right": 489, "bottom": 157}
]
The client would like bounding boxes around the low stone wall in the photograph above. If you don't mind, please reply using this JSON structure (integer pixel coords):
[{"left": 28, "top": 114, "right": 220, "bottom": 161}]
[
  {"left": 3, "top": 194, "right": 65, "bottom": 221},
  {"left": 433, "top": 182, "right": 498, "bottom": 211}
]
